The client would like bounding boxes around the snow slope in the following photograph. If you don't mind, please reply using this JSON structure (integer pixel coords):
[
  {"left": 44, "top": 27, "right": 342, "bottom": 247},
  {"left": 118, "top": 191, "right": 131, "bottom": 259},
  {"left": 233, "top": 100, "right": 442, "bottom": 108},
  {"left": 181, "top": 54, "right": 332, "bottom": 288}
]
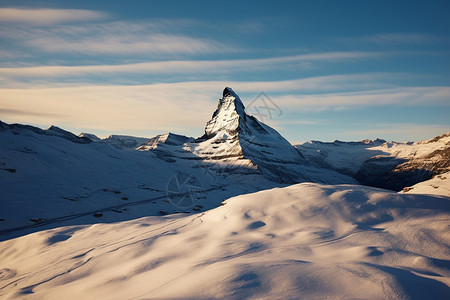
[
  {"left": 1, "top": 183, "right": 449, "bottom": 299},
  {"left": 0, "top": 120, "right": 280, "bottom": 237},
  {"left": 401, "top": 171, "right": 450, "bottom": 196}
]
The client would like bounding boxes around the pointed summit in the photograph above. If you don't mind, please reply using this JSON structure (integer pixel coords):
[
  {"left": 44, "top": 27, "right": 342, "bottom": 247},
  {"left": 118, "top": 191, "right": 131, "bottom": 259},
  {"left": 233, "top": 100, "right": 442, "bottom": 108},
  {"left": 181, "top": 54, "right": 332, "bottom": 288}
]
[
  {"left": 204, "top": 87, "right": 246, "bottom": 138},
  {"left": 203, "top": 87, "right": 268, "bottom": 140},
  {"left": 222, "top": 87, "right": 246, "bottom": 114}
]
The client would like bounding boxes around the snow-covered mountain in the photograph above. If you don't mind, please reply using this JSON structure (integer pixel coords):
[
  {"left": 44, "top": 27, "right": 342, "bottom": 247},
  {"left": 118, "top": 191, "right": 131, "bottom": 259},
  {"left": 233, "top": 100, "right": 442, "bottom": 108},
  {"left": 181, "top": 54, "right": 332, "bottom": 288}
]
[
  {"left": 79, "top": 132, "right": 150, "bottom": 149},
  {"left": 138, "top": 132, "right": 192, "bottom": 150},
  {"left": 1, "top": 87, "right": 448, "bottom": 240},
  {"left": 0, "top": 121, "right": 91, "bottom": 144},
  {"left": 1, "top": 87, "right": 449, "bottom": 299},
  {"left": 138, "top": 87, "right": 354, "bottom": 184},
  {"left": 99, "top": 134, "right": 150, "bottom": 149},
  {"left": 296, "top": 132, "right": 450, "bottom": 192},
  {"left": 192, "top": 87, "right": 311, "bottom": 183},
  {"left": 1, "top": 183, "right": 448, "bottom": 299},
  {"left": 0, "top": 88, "right": 354, "bottom": 238}
]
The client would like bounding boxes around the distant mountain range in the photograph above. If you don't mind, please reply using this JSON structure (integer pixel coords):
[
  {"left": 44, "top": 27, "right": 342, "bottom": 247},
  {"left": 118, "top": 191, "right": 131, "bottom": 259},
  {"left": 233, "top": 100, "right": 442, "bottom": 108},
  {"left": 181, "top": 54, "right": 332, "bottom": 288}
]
[{"left": 296, "top": 132, "right": 450, "bottom": 192}]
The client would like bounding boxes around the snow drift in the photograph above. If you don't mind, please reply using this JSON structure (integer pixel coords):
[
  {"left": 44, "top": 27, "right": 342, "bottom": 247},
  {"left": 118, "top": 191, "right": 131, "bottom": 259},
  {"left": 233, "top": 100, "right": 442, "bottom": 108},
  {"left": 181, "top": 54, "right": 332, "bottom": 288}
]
[{"left": 0, "top": 183, "right": 449, "bottom": 299}]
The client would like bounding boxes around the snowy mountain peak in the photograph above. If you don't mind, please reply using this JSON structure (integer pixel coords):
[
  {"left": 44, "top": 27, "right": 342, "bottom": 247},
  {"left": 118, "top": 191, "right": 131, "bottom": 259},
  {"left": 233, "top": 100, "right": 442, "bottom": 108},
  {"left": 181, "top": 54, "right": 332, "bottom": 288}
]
[
  {"left": 78, "top": 132, "right": 101, "bottom": 142},
  {"left": 44, "top": 125, "right": 91, "bottom": 143},
  {"left": 45, "top": 125, "right": 73, "bottom": 136},
  {"left": 222, "top": 86, "right": 246, "bottom": 115},
  {"left": 188, "top": 88, "right": 352, "bottom": 183},
  {"left": 203, "top": 87, "right": 248, "bottom": 139}
]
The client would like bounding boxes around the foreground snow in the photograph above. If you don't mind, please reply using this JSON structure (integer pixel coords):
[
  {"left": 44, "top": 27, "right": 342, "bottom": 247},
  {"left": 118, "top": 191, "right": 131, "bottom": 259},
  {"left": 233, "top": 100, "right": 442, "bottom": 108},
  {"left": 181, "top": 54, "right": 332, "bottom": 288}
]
[{"left": 1, "top": 183, "right": 449, "bottom": 299}]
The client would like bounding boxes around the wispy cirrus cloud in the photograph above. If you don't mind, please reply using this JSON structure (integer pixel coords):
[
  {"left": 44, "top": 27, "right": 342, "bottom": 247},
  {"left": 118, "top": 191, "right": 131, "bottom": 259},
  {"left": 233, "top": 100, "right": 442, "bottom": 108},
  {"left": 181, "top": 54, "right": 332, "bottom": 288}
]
[
  {"left": 27, "top": 34, "right": 229, "bottom": 55},
  {"left": 336, "top": 33, "right": 449, "bottom": 45},
  {"left": 0, "top": 19, "right": 238, "bottom": 58},
  {"left": 0, "top": 8, "right": 109, "bottom": 25},
  {"left": 274, "top": 87, "right": 450, "bottom": 111},
  {"left": 0, "top": 52, "right": 395, "bottom": 85}
]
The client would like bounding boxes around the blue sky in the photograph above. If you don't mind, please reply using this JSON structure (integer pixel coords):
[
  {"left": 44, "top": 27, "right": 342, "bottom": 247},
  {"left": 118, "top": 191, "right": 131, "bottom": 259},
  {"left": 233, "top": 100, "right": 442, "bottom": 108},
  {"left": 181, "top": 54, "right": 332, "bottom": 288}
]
[{"left": 0, "top": 0, "right": 449, "bottom": 142}]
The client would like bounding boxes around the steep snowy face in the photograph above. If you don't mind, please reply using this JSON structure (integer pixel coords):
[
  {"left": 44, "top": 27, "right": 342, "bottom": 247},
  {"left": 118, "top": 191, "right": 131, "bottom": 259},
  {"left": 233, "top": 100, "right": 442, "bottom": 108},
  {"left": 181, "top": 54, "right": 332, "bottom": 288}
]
[
  {"left": 204, "top": 87, "right": 248, "bottom": 138},
  {"left": 200, "top": 87, "right": 289, "bottom": 149}
]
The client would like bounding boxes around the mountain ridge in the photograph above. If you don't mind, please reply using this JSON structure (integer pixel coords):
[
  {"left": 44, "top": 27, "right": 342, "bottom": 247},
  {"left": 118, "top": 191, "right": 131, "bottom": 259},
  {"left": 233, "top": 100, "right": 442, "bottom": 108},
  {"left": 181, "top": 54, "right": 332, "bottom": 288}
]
[{"left": 296, "top": 132, "right": 450, "bottom": 191}]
